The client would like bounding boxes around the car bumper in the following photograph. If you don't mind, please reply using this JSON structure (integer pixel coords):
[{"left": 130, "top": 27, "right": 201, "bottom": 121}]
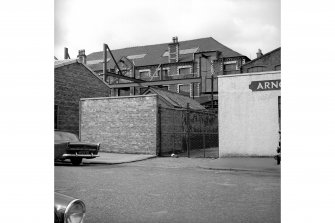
[{"left": 62, "top": 153, "right": 99, "bottom": 159}]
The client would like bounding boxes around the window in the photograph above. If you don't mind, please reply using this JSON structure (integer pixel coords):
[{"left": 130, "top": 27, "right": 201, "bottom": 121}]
[
  {"left": 179, "top": 67, "right": 191, "bottom": 75},
  {"left": 247, "top": 66, "right": 266, "bottom": 73},
  {"left": 224, "top": 63, "right": 237, "bottom": 71},
  {"left": 139, "top": 69, "right": 150, "bottom": 79},
  {"left": 223, "top": 61, "right": 238, "bottom": 71},
  {"left": 178, "top": 84, "right": 191, "bottom": 97},
  {"left": 171, "top": 65, "right": 192, "bottom": 76},
  {"left": 54, "top": 105, "right": 58, "bottom": 130},
  {"left": 203, "top": 77, "right": 218, "bottom": 93},
  {"left": 157, "top": 69, "right": 169, "bottom": 78}
]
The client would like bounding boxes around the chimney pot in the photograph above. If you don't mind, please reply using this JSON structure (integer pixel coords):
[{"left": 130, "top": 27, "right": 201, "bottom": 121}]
[{"left": 77, "top": 49, "right": 87, "bottom": 64}]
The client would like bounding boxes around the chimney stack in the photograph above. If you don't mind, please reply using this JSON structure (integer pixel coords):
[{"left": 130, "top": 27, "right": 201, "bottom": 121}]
[
  {"left": 256, "top": 49, "right": 263, "bottom": 58},
  {"left": 77, "top": 49, "right": 87, "bottom": 64},
  {"left": 168, "top": 36, "right": 179, "bottom": 63},
  {"left": 64, "top": 47, "right": 70, "bottom": 59}
]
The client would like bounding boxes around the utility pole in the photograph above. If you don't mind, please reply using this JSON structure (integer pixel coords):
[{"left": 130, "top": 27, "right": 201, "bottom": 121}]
[{"left": 103, "top": 43, "right": 107, "bottom": 82}]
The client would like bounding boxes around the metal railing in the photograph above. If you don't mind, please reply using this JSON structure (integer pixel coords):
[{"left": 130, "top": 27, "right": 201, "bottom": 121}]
[{"left": 158, "top": 104, "right": 218, "bottom": 158}]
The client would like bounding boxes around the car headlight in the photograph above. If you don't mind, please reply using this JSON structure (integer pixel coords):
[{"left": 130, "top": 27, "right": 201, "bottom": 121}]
[{"left": 64, "top": 199, "right": 86, "bottom": 223}]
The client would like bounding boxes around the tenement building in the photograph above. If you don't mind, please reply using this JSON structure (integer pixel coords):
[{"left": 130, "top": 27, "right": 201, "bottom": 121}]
[{"left": 80, "top": 37, "right": 250, "bottom": 108}]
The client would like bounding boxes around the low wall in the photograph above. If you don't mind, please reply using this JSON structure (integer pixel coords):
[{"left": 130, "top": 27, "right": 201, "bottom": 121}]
[{"left": 80, "top": 95, "right": 158, "bottom": 154}]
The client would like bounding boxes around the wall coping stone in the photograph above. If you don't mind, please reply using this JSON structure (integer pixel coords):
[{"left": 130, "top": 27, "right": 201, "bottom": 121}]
[{"left": 80, "top": 94, "right": 158, "bottom": 101}]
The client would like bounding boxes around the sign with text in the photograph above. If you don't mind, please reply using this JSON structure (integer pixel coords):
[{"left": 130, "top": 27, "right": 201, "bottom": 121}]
[{"left": 249, "top": 79, "right": 281, "bottom": 91}]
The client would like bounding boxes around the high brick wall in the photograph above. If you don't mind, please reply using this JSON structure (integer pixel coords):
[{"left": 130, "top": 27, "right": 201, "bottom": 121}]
[
  {"left": 80, "top": 95, "right": 158, "bottom": 154},
  {"left": 54, "top": 62, "right": 111, "bottom": 135}
]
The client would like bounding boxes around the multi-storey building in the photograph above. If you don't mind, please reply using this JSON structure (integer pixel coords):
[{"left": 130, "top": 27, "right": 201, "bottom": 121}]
[{"left": 79, "top": 37, "right": 250, "bottom": 108}]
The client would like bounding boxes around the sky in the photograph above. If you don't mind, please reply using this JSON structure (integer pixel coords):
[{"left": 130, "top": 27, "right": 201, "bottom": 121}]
[{"left": 54, "top": 0, "right": 280, "bottom": 60}]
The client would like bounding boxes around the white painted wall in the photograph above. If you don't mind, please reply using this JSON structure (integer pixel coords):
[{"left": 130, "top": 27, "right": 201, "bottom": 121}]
[{"left": 218, "top": 71, "right": 281, "bottom": 156}]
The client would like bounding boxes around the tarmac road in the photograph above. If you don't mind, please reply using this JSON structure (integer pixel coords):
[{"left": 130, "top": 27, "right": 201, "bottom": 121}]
[{"left": 55, "top": 157, "right": 280, "bottom": 223}]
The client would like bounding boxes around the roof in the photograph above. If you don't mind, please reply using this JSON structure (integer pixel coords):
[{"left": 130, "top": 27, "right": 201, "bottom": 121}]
[
  {"left": 143, "top": 87, "right": 205, "bottom": 110},
  {"left": 54, "top": 59, "right": 111, "bottom": 89},
  {"left": 194, "top": 95, "right": 218, "bottom": 105},
  {"left": 86, "top": 37, "right": 244, "bottom": 71},
  {"left": 54, "top": 59, "right": 78, "bottom": 68},
  {"left": 241, "top": 47, "right": 281, "bottom": 67}
]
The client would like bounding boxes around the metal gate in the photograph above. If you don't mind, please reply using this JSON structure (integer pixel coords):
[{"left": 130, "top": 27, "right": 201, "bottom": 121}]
[{"left": 158, "top": 104, "right": 218, "bottom": 158}]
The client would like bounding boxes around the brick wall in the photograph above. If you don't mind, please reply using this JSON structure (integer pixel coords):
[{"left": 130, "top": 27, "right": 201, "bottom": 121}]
[
  {"left": 80, "top": 95, "right": 158, "bottom": 154},
  {"left": 54, "top": 62, "right": 111, "bottom": 135}
]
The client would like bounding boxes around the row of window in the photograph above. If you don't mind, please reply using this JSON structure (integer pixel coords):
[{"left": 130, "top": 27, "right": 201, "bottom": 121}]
[
  {"left": 135, "top": 61, "right": 242, "bottom": 80},
  {"left": 138, "top": 84, "right": 194, "bottom": 97},
  {"left": 138, "top": 65, "right": 193, "bottom": 79}
]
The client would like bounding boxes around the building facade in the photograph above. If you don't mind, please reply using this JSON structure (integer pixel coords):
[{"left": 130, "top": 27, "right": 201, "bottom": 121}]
[
  {"left": 81, "top": 37, "right": 250, "bottom": 108},
  {"left": 54, "top": 59, "right": 111, "bottom": 135}
]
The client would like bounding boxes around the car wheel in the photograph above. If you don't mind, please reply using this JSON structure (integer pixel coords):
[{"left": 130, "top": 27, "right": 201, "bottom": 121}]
[{"left": 70, "top": 158, "right": 83, "bottom": 166}]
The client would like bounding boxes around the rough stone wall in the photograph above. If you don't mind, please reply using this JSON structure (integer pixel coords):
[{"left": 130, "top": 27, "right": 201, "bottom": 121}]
[
  {"left": 80, "top": 95, "right": 158, "bottom": 154},
  {"left": 54, "top": 62, "right": 111, "bottom": 135}
]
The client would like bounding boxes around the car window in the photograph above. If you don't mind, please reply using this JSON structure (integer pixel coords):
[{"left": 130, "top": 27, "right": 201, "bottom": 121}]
[{"left": 54, "top": 131, "right": 79, "bottom": 142}]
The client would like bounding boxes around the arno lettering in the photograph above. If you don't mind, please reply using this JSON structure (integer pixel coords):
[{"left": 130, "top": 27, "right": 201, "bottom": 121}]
[
  {"left": 256, "top": 81, "right": 280, "bottom": 90},
  {"left": 250, "top": 79, "right": 281, "bottom": 91}
]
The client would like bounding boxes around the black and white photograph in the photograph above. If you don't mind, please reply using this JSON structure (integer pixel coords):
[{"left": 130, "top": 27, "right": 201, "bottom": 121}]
[
  {"left": 53, "top": 0, "right": 280, "bottom": 222},
  {"left": 3, "top": 0, "right": 335, "bottom": 223}
]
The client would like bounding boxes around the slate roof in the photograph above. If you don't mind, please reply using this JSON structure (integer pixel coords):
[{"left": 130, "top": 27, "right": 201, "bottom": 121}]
[
  {"left": 86, "top": 37, "right": 244, "bottom": 71},
  {"left": 241, "top": 47, "right": 281, "bottom": 67},
  {"left": 194, "top": 95, "right": 219, "bottom": 105},
  {"left": 143, "top": 87, "right": 205, "bottom": 110},
  {"left": 54, "top": 59, "right": 78, "bottom": 68}
]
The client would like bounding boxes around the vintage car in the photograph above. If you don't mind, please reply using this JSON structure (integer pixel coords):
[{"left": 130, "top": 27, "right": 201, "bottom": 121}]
[
  {"left": 54, "top": 130, "right": 100, "bottom": 165},
  {"left": 54, "top": 192, "right": 86, "bottom": 223}
]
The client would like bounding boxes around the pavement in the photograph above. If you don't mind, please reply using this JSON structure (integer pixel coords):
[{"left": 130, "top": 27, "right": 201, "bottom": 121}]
[
  {"left": 82, "top": 152, "right": 280, "bottom": 173},
  {"left": 197, "top": 157, "right": 281, "bottom": 173},
  {"left": 82, "top": 152, "right": 156, "bottom": 165}
]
